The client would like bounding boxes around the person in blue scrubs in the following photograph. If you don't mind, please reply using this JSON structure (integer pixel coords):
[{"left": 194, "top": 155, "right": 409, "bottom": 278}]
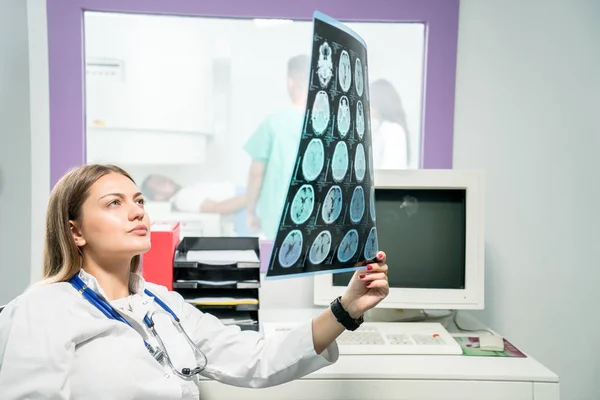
[{"left": 243, "top": 55, "right": 310, "bottom": 239}]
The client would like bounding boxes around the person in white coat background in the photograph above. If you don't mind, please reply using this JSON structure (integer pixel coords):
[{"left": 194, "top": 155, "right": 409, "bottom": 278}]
[
  {"left": 0, "top": 164, "right": 389, "bottom": 399},
  {"left": 370, "top": 78, "right": 412, "bottom": 170}
]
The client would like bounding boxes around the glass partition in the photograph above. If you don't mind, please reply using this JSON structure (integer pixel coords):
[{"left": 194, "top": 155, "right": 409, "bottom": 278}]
[{"left": 83, "top": 12, "right": 426, "bottom": 238}]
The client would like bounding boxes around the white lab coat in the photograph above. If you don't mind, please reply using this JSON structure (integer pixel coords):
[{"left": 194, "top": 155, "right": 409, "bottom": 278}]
[
  {"left": 0, "top": 270, "right": 338, "bottom": 399},
  {"left": 372, "top": 120, "right": 409, "bottom": 170}
]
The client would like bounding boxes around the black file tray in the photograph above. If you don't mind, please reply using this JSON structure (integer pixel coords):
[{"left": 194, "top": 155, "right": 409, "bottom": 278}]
[{"left": 172, "top": 236, "right": 261, "bottom": 332}]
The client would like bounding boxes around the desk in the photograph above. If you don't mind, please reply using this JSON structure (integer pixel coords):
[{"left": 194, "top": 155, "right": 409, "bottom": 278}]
[{"left": 198, "top": 309, "right": 559, "bottom": 400}]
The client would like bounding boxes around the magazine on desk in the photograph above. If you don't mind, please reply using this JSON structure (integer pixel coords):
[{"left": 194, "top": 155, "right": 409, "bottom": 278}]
[
  {"left": 266, "top": 12, "right": 378, "bottom": 279},
  {"left": 455, "top": 337, "right": 527, "bottom": 358}
]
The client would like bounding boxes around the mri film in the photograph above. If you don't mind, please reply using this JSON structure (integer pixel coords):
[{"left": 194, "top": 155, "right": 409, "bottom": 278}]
[
  {"left": 337, "top": 229, "right": 359, "bottom": 263},
  {"left": 302, "top": 138, "right": 325, "bottom": 181},
  {"left": 364, "top": 227, "right": 379, "bottom": 260},
  {"left": 309, "top": 230, "right": 332, "bottom": 265},
  {"left": 356, "top": 100, "right": 365, "bottom": 139},
  {"left": 278, "top": 229, "right": 304, "bottom": 268},
  {"left": 354, "top": 143, "right": 366, "bottom": 182},
  {"left": 331, "top": 141, "right": 349, "bottom": 182},
  {"left": 355, "top": 57, "right": 364, "bottom": 97},
  {"left": 368, "top": 144, "right": 374, "bottom": 182},
  {"left": 338, "top": 50, "right": 352, "bottom": 92},
  {"left": 322, "top": 185, "right": 343, "bottom": 224},
  {"left": 370, "top": 186, "right": 376, "bottom": 221},
  {"left": 290, "top": 184, "right": 315, "bottom": 225},
  {"left": 317, "top": 41, "right": 333, "bottom": 87},
  {"left": 267, "top": 12, "right": 378, "bottom": 278},
  {"left": 349, "top": 186, "right": 365, "bottom": 223},
  {"left": 336, "top": 96, "right": 351, "bottom": 137},
  {"left": 311, "top": 90, "right": 330, "bottom": 135}
]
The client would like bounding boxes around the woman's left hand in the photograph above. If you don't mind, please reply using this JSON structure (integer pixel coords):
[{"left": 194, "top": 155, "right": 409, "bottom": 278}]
[{"left": 340, "top": 251, "right": 390, "bottom": 319}]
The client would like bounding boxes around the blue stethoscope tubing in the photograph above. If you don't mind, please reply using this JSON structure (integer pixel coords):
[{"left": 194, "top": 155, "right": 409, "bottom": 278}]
[{"left": 69, "top": 274, "right": 207, "bottom": 378}]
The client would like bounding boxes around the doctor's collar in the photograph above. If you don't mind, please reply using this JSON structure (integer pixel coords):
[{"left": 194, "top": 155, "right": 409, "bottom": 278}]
[{"left": 77, "top": 269, "right": 146, "bottom": 301}]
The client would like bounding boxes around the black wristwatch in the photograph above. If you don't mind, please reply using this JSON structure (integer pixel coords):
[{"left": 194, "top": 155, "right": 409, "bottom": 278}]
[{"left": 330, "top": 296, "right": 364, "bottom": 331}]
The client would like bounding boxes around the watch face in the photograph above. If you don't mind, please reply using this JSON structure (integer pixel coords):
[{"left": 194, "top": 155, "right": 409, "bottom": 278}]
[
  {"left": 349, "top": 186, "right": 365, "bottom": 223},
  {"left": 331, "top": 141, "right": 349, "bottom": 182},
  {"left": 336, "top": 96, "right": 351, "bottom": 138},
  {"left": 337, "top": 229, "right": 359, "bottom": 263},
  {"left": 278, "top": 229, "right": 304, "bottom": 268},
  {"left": 354, "top": 143, "right": 366, "bottom": 183},
  {"left": 321, "top": 185, "right": 343, "bottom": 224},
  {"left": 370, "top": 186, "right": 376, "bottom": 222},
  {"left": 338, "top": 50, "right": 352, "bottom": 93},
  {"left": 355, "top": 100, "right": 365, "bottom": 139},
  {"left": 364, "top": 227, "right": 378, "bottom": 261},
  {"left": 302, "top": 139, "right": 325, "bottom": 182},
  {"left": 311, "top": 90, "right": 330, "bottom": 135},
  {"left": 317, "top": 41, "right": 333, "bottom": 88},
  {"left": 309, "top": 230, "right": 332, "bottom": 265},
  {"left": 355, "top": 57, "right": 364, "bottom": 97},
  {"left": 290, "top": 184, "right": 315, "bottom": 225}
]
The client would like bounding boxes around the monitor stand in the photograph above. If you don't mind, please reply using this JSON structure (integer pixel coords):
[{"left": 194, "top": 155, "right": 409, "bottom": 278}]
[{"left": 364, "top": 308, "right": 428, "bottom": 323}]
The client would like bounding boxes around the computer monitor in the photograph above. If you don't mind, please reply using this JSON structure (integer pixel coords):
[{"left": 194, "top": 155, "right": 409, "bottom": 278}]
[{"left": 314, "top": 169, "right": 485, "bottom": 310}]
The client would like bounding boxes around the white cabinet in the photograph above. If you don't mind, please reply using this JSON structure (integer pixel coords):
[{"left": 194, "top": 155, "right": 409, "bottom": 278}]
[{"left": 84, "top": 12, "right": 214, "bottom": 135}]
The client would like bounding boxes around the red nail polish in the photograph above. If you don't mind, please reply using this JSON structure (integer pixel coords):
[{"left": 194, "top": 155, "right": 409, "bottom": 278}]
[
  {"left": 365, "top": 282, "right": 371, "bottom": 287},
  {"left": 367, "top": 265, "right": 373, "bottom": 271},
  {"left": 377, "top": 252, "right": 383, "bottom": 260},
  {"left": 359, "top": 274, "right": 365, "bottom": 279}
]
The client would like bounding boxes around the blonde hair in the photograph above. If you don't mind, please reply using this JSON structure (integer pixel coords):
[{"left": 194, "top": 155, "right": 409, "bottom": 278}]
[{"left": 39, "top": 164, "right": 141, "bottom": 285}]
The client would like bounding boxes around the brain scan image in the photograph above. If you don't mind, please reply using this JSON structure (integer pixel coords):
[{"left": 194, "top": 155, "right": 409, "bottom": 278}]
[
  {"left": 278, "top": 229, "right": 303, "bottom": 268},
  {"left": 368, "top": 144, "right": 374, "bottom": 181},
  {"left": 370, "top": 186, "right": 376, "bottom": 221},
  {"left": 337, "top": 229, "right": 359, "bottom": 263},
  {"left": 321, "top": 185, "right": 343, "bottom": 224},
  {"left": 355, "top": 57, "right": 364, "bottom": 97},
  {"left": 356, "top": 100, "right": 365, "bottom": 139},
  {"left": 336, "top": 96, "right": 351, "bottom": 138},
  {"left": 311, "top": 91, "right": 330, "bottom": 135},
  {"left": 309, "top": 230, "right": 332, "bottom": 265},
  {"left": 354, "top": 143, "right": 366, "bottom": 183},
  {"left": 290, "top": 184, "right": 315, "bottom": 225},
  {"left": 364, "top": 227, "right": 379, "bottom": 261},
  {"left": 349, "top": 186, "right": 365, "bottom": 223},
  {"left": 331, "top": 141, "right": 349, "bottom": 182},
  {"left": 338, "top": 50, "right": 352, "bottom": 92},
  {"left": 317, "top": 42, "right": 333, "bottom": 88},
  {"left": 302, "top": 139, "right": 325, "bottom": 181},
  {"left": 364, "top": 64, "right": 369, "bottom": 101}
]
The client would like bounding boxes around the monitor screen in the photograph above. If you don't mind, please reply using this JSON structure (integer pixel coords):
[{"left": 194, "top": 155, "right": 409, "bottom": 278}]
[{"left": 333, "top": 188, "right": 467, "bottom": 290}]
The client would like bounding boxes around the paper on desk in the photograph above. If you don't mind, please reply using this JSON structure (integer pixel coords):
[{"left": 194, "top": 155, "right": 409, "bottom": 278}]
[
  {"left": 186, "top": 250, "right": 259, "bottom": 264},
  {"left": 209, "top": 310, "right": 256, "bottom": 325},
  {"left": 185, "top": 297, "right": 259, "bottom": 306},
  {"left": 176, "top": 279, "right": 258, "bottom": 286},
  {"left": 266, "top": 11, "right": 379, "bottom": 279}
]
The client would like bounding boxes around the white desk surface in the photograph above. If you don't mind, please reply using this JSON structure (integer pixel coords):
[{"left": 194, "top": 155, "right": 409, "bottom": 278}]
[
  {"left": 257, "top": 308, "right": 559, "bottom": 384},
  {"left": 197, "top": 308, "right": 559, "bottom": 400}
]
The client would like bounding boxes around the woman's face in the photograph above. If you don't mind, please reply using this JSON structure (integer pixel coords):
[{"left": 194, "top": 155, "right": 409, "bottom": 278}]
[{"left": 72, "top": 173, "right": 151, "bottom": 259}]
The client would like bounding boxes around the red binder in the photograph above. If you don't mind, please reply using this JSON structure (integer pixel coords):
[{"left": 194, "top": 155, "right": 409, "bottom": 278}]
[{"left": 141, "top": 222, "right": 180, "bottom": 290}]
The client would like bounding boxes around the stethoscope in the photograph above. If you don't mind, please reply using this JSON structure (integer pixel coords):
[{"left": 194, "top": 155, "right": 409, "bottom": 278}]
[{"left": 69, "top": 274, "right": 208, "bottom": 380}]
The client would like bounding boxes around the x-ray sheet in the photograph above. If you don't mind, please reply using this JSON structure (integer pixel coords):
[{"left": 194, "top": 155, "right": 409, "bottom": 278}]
[{"left": 266, "top": 11, "right": 378, "bottom": 279}]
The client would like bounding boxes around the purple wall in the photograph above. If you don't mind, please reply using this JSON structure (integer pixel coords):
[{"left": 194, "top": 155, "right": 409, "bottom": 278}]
[{"left": 46, "top": 0, "right": 460, "bottom": 186}]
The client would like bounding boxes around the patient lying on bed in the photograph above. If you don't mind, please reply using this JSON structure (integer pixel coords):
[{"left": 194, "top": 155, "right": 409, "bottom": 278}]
[{"left": 141, "top": 174, "right": 246, "bottom": 214}]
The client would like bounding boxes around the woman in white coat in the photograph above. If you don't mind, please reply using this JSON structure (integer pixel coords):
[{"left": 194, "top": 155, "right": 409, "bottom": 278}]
[
  {"left": 0, "top": 164, "right": 389, "bottom": 399},
  {"left": 370, "top": 79, "right": 411, "bottom": 170}
]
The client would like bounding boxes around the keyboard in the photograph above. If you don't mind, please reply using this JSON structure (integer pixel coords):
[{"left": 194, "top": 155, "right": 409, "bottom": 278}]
[{"left": 262, "top": 321, "right": 463, "bottom": 355}]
